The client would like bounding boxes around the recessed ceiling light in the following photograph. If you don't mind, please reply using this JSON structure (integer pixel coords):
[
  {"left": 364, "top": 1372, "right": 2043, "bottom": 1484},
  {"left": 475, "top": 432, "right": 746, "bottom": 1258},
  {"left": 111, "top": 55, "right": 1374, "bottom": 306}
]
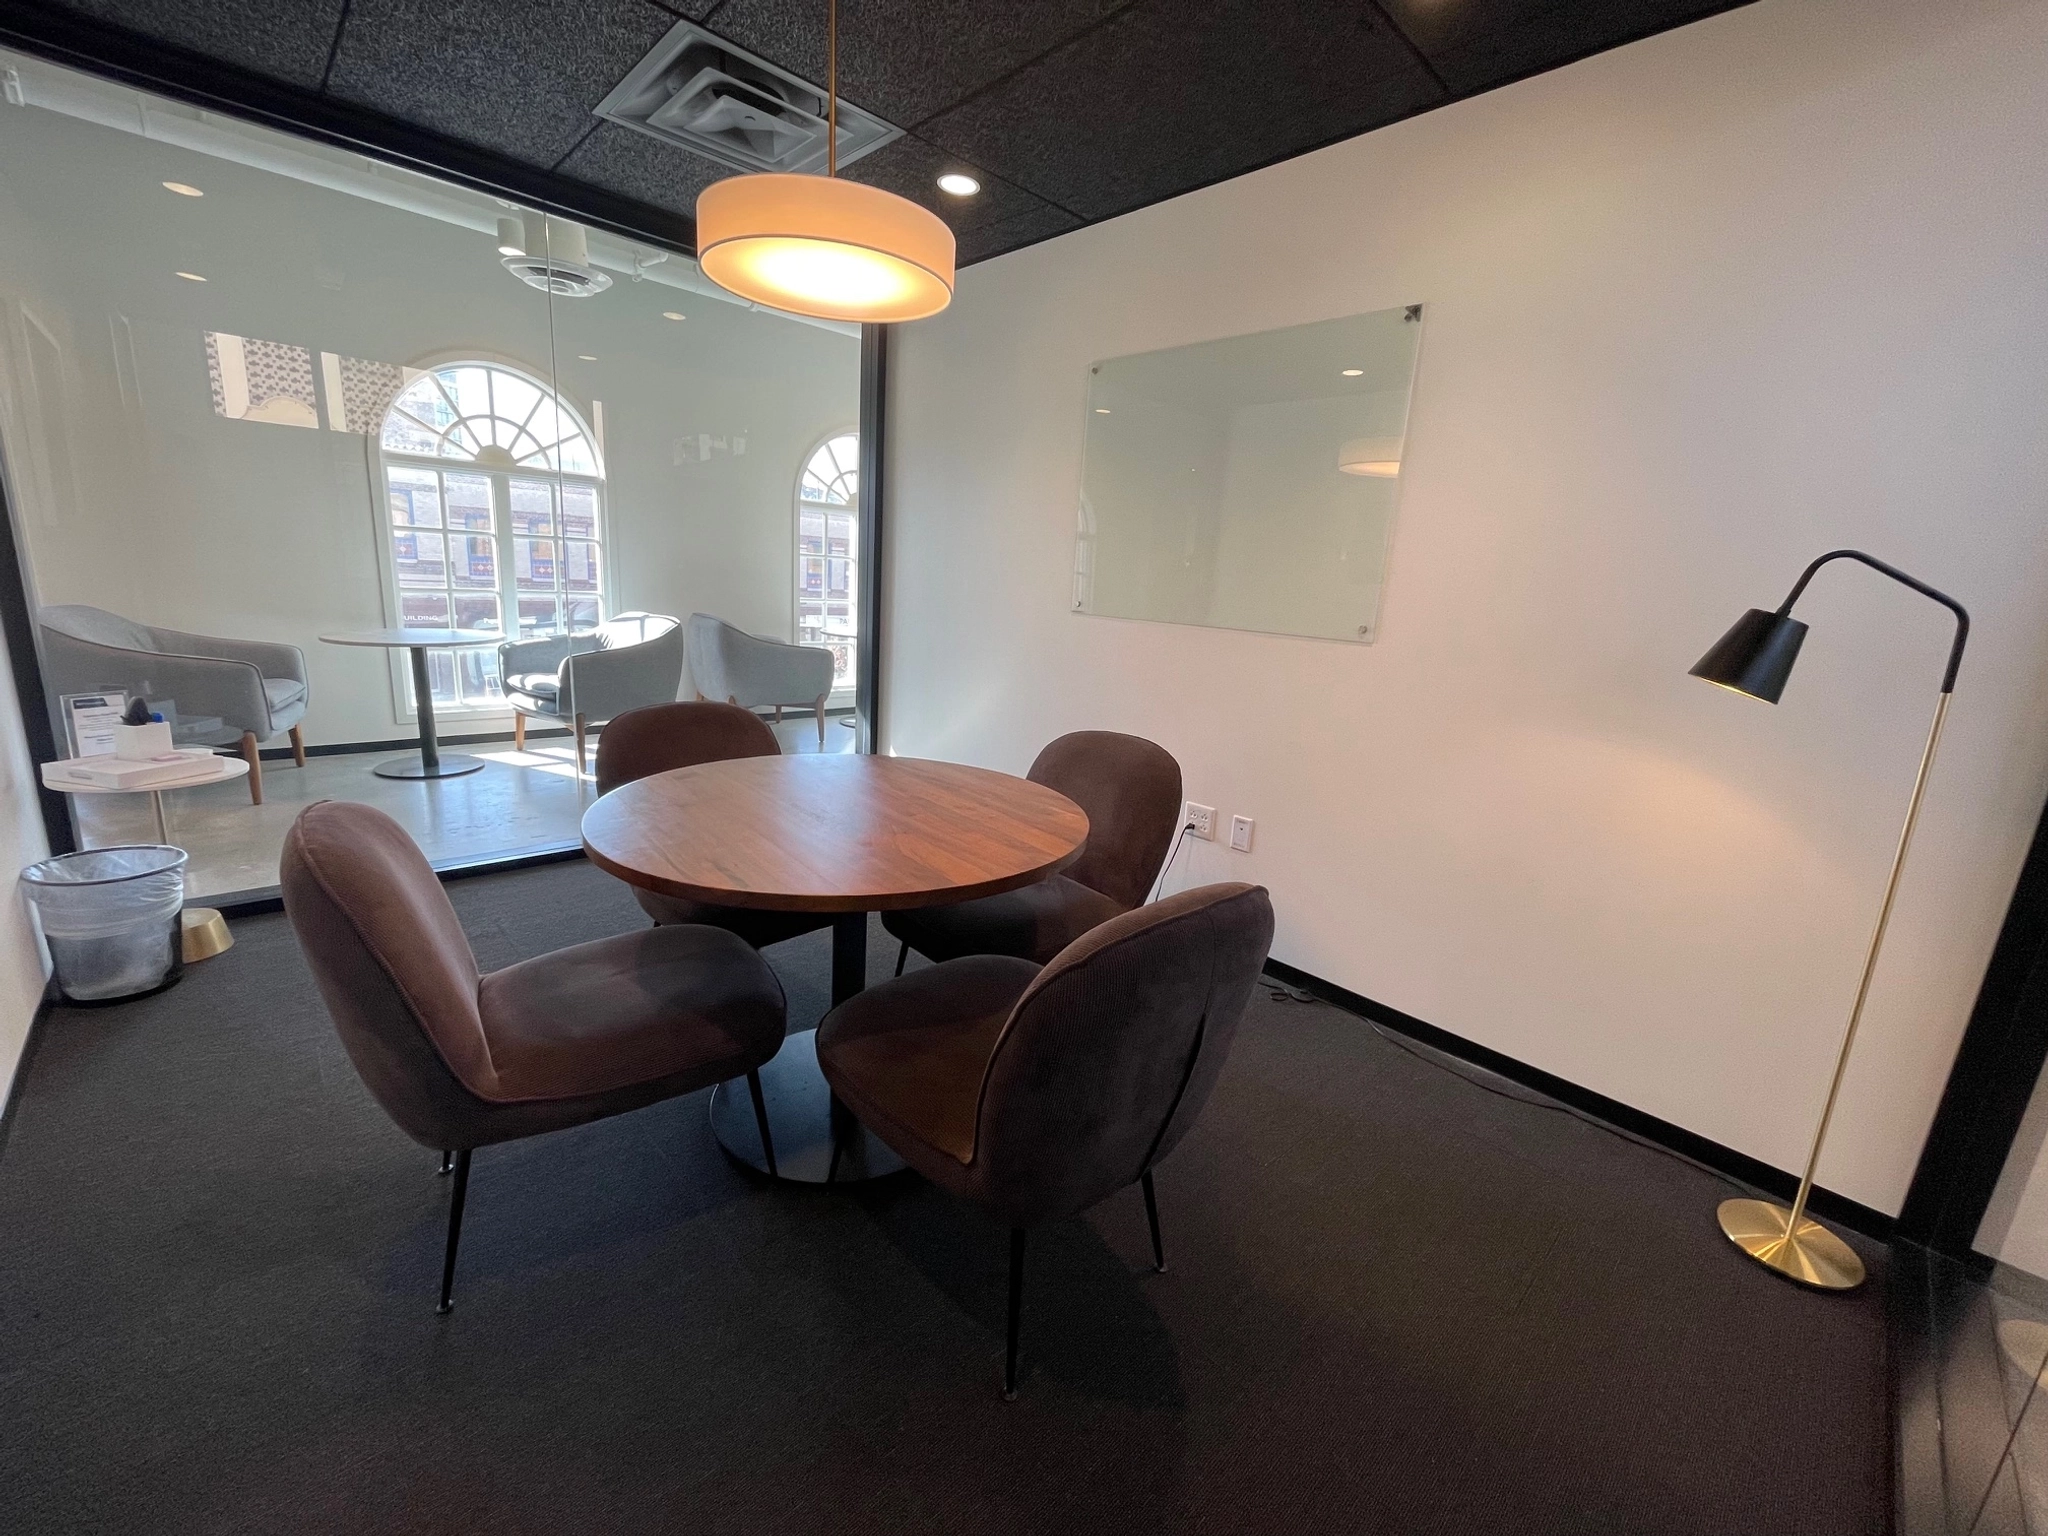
[
  {"left": 661, "top": 311, "right": 686, "bottom": 321},
  {"left": 1341, "top": 368, "right": 1363, "bottom": 377},
  {"left": 1095, "top": 408, "right": 1111, "bottom": 414},
  {"left": 162, "top": 181, "right": 203, "bottom": 197},
  {"left": 175, "top": 271, "right": 207, "bottom": 282},
  {"left": 936, "top": 173, "right": 980, "bottom": 197},
  {"left": 577, "top": 354, "right": 597, "bottom": 361}
]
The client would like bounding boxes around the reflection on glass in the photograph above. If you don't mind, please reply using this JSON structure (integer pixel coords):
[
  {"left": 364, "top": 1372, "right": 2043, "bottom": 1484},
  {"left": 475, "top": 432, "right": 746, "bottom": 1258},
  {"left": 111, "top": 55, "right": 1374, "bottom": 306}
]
[
  {"left": 0, "top": 46, "right": 861, "bottom": 749},
  {"left": 797, "top": 433, "right": 859, "bottom": 687},
  {"left": 1077, "top": 304, "right": 1423, "bottom": 644}
]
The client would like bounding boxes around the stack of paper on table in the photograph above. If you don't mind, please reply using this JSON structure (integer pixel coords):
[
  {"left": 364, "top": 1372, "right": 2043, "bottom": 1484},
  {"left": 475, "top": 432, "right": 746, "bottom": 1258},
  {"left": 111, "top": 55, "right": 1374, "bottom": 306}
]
[{"left": 44, "top": 750, "right": 224, "bottom": 790}]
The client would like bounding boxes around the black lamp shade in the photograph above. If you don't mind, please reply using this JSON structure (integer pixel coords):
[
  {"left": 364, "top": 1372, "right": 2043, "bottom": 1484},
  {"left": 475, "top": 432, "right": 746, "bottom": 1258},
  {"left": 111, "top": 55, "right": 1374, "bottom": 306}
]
[{"left": 1690, "top": 608, "right": 1808, "bottom": 703}]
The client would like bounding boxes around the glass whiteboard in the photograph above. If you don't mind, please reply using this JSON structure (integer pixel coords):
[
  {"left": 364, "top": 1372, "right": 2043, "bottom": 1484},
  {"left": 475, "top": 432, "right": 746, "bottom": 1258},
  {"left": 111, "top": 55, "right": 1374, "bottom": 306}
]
[{"left": 1075, "top": 304, "right": 1423, "bottom": 643}]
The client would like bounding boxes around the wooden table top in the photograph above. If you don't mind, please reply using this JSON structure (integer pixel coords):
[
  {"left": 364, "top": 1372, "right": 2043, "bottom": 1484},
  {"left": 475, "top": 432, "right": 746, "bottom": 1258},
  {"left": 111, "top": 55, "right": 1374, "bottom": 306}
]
[
  {"left": 318, "top": 628, "right": 502, "bottom": 649},
  {"left": 581, "top": 755, "right": 1090, "bottom": 913}
]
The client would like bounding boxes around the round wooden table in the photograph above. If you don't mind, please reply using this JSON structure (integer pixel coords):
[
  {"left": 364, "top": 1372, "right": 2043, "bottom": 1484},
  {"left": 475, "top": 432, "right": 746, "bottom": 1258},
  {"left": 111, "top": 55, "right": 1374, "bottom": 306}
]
[
  {"left": 319, "top": 628, "right": 501, "bottom": 780},
  {"left": 582, "top": 755, "right": 1089, "bottom": 1183}
]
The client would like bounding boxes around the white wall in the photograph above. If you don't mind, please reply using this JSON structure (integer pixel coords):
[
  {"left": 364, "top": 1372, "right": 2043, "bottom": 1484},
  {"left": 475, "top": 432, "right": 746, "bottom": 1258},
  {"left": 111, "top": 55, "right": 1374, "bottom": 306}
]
[
  {"left": 0, "top": 99, "right": 860, "bottom": 747},
  {"left": 883, "top": 0, "right": 2048, "bottom": 1222},
  {"left": 0, "top": 627, "right": 51, "bottom": 1103}
]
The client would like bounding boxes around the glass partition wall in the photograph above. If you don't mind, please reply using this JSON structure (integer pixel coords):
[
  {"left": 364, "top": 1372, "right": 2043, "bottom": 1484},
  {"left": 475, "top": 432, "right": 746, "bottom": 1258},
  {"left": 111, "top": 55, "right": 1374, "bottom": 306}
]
[{"left": 0, "top": 50, "right": 862, "bottom": 899}]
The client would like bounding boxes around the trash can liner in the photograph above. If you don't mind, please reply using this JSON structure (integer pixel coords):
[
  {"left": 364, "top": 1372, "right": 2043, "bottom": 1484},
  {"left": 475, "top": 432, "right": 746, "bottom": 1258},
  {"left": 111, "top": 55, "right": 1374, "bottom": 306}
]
[{"left": 22, "top": 845, "right": 187, "bottom": 1000}]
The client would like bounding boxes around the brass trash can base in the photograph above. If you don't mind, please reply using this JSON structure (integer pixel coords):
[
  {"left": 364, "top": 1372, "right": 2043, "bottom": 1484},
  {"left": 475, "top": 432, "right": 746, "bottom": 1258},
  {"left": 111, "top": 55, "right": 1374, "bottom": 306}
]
[{"left": 180, "top": 908, "right": 233, "bottom": 963}]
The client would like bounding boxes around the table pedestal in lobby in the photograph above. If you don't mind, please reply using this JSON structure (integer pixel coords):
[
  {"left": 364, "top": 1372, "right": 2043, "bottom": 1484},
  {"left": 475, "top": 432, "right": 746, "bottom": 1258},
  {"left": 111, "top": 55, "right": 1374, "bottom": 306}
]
[
  {"left": 318, "top": 628, "right": 500, "bottom": 779},
  {"left": 582, "top": 755, "right": 1089, "bottom": 1184}
]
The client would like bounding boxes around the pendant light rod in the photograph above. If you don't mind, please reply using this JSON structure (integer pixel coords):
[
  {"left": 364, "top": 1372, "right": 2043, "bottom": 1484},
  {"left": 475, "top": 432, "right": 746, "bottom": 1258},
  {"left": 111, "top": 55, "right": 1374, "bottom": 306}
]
[{"left": 692, "top": 0, "right": 955, "bottom": 322}]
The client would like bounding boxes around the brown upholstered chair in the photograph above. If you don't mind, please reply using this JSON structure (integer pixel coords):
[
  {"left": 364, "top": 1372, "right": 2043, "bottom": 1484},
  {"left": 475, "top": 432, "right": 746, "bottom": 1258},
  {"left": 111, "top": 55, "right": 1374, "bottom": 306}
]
[
  {"left": 593, "top": 700, "right": 834, "bottom": 950},
  {"left": 818, "top": 881, "right": 1273, "bottom": 1396},
  {"left": 883, "top": 730, "right": 1185, "bottom": 974},
  {"left": 281, "top": 800, "right": 787, "bottom": 1312}
]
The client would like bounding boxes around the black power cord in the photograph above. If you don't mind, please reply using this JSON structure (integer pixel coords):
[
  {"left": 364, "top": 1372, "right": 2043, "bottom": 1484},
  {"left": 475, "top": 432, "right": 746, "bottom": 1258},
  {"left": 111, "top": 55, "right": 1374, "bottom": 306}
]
[
  {"left": 1146, "top": 822, "right": 1198, "bottom": 904},
  {"left": 1261, "top": 983, "right": 1750, "bottom": 1193}
]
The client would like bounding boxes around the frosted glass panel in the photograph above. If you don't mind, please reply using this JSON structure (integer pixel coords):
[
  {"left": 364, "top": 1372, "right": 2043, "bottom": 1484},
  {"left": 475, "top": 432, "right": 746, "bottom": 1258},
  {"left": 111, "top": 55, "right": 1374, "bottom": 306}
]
[{"left": 1076, "top": 304, "right": 1423, "bottom": 643}]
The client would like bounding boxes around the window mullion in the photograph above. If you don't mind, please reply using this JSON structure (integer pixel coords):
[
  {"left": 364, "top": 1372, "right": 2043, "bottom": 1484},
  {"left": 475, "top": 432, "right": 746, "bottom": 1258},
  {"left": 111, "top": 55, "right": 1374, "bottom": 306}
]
[{"left": 493, "top": 471, "right": 516, "bottom": 641}]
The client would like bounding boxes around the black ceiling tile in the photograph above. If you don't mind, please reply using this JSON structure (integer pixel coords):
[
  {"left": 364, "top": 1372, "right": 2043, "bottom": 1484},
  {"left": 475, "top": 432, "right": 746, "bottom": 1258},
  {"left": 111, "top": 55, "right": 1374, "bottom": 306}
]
[
  {"left": 918, "top": 0, "right": 1446, "bottom": 222},
  {"left": 1378, "top": 0, "right": 1753, "bottom": 96},
  {"left": 956, "top": 202, "right": 1083, "bottom": 266},
  {"left": 45, "top": 0, "right": 345, "bottom": 87},
  {"left": 555, "top": 123, "right": 730, "bottom": 214},
  {"left": 701, "top": 0, "right": 1133, "bottom": 129},
  {"left": 843, "top": 134, "right": 1059, "bottom": 238},
  {"left": 324, "top": 0, "right": 679, "bottom": 167}
]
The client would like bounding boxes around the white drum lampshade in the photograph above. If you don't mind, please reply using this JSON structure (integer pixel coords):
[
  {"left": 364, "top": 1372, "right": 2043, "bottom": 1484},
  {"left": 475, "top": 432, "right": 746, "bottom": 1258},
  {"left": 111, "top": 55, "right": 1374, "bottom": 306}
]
[
  {"left": 1338, "top": 436, "right": 1403, "bottom": 477},
  {"left": 696, "top": 173, "right": 956, "bottom": 323}
]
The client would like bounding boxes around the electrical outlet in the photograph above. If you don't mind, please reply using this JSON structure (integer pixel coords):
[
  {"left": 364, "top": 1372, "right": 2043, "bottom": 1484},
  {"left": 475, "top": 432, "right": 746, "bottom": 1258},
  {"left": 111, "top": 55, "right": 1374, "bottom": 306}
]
[
  {"left": 1230, "top": 815, "right": 1254, "bottom": 852},
  {"left": 1185, "top": 802, "right": 1215, "bottom": 841}
]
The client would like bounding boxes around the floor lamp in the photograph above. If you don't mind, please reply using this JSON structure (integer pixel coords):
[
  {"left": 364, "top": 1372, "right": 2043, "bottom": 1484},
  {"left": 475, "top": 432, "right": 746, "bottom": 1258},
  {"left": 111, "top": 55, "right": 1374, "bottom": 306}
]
[{"left": 1690, "top": 549, "right": 1969, "bottom": 1290}]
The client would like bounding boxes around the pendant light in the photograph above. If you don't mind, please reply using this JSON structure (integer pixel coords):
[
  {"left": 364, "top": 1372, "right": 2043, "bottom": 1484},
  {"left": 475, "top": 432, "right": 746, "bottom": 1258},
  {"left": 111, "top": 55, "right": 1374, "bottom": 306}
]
[
  {"left": 1337, "top": 436, "right": 1403, "bottom": 477},
  {"left": 694, "top": 0, "right": 955, "bottom": 322}
]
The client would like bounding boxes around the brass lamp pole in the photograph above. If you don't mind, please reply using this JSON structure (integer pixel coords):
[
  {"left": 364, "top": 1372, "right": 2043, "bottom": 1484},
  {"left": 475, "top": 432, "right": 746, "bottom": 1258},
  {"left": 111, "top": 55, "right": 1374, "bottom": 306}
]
[{"left": 1690, "top": 549, "right": 1969, "bottom": 1290}]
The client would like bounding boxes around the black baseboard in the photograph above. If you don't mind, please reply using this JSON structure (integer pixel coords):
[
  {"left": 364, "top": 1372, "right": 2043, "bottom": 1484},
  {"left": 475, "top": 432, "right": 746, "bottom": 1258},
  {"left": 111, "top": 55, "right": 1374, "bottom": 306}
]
[
  {"left": 255, "top": 726, "right": 571, "bottom": 762},
  {"left": 0, "top": 989, "right": 56, "bottom": 1164},
  {"left": 210, "top": 843, "right": 586, "bottom": 917},
  {"left": 1263, "top": 957, "right": 1897, "bottom": 1244},
  {"left": 256, "top": 709, "right": 861, "bottom": 761}
]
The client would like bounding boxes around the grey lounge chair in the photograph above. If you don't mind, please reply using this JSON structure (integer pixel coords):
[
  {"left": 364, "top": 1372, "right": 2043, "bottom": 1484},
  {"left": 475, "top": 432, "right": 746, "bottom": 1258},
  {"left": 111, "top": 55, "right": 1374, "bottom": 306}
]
[
  {"left": 498, "top": 612, "right": 685, "bottom": 776},
  {"left": 38, "top": 603, "right": 308, "bottom": 804},
  {"left": 686, "top": 613, "right": 837, "bottom": 748}
]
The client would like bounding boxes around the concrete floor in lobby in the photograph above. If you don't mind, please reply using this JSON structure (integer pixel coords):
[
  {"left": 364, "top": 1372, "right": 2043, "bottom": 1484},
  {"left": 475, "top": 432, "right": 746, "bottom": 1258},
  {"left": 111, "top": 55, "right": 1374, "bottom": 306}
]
[{"left": 63, "top": 712, "right": 858, "bottom": 902}]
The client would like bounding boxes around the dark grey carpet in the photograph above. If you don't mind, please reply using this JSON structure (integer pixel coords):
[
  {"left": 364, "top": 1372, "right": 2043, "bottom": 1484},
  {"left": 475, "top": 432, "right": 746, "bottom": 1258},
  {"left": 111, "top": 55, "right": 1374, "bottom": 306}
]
[{"left": 0, "top": 860, "right": 1888, "bottom": 1535}]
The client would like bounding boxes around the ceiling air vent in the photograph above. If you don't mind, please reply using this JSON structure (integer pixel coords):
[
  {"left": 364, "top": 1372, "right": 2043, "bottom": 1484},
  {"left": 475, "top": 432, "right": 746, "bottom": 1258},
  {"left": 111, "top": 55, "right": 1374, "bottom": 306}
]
[
  {"left": 594, "top": 21, "right": 900, "bottom": 176},
  {"left": 500, "top": 212, "right": 612, "bottom": 298}
]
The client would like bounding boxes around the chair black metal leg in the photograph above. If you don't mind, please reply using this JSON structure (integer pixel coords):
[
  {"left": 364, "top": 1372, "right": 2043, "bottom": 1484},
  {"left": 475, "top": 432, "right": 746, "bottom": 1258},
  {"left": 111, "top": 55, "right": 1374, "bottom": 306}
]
[
  {"left": 895, "top": 940, "right": 909, "bottom": 977},
  {"left": 746, "top": 1069, "right": 778, "bottom": 1178},
  {"left": 826, "top": 1093, "right": 850, "bottom": 1184},
  {"left": 1141, "top": 1169, "right": 1165, "bottom": 1273},
  {"left": 438, "top": 1149, "right": 453, "bottom": 1176},
  {"left": 436, "top": 1149, "right": 471, "bottom": 1314},
  {"left": 1004, "top": 1227, "right": 1027, "bottom": 1400}
]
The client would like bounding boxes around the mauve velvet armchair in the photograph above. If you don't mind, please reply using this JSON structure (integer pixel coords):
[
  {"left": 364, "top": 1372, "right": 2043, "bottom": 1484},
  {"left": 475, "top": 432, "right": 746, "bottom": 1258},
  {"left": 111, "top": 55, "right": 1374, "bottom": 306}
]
[
  {"left": 818, "top": 880, "right": 1274, "bottom": 1396},
  {"left": 884, "top": 731, "right": 1184, "bottom": 972},
  {"left": 281, "top": 800, "right": 787, "bottom": 1312},
  {"left": 593, "top": 700, "right": 833, "bottom": 951}
]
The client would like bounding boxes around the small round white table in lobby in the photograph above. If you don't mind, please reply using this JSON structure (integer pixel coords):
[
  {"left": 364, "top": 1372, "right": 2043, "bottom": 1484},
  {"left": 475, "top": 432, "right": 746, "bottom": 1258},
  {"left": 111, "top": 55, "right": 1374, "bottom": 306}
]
[{"left": 318, "top": 628, "right": 501, "bottom": 780}]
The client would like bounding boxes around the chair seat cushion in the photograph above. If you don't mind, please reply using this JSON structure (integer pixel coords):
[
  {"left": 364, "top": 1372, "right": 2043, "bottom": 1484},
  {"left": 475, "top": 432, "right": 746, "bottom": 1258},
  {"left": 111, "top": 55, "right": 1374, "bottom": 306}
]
[
  {"left": 816, "top": 955, "right": 1041, "bottom": 1168},
  {"left": 263, "top": 677, "right": 306, "bottom": 710},
  {"left": 882, "top": 876, "right": 1126, "bottom": 966},
  {"left": 504, "top": 671, "right": 560, "bottom": 699},
  {"left": 477, "top": 924, "right": 784, "bottom": 1103},
  {"left": 632, "top": 888, "right": 833, "bottom": 950}
]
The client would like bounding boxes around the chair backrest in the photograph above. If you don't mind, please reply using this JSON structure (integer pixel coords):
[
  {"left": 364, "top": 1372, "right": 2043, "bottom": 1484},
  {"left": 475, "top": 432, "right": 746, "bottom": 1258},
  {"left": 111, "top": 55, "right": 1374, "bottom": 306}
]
[
  {"left": 687, "top": 612, "right": 837, "bottom": 707},
  {"left": 970, "top": 881, "right": 1274, "bottom": 1227},
  {"left": 595, "top": 700, "right": 779, "bottom": 795},
  {"left": 39, "top": 604, "right": 161, "bottom": 654},
  {"left": 1026, "top": 731, "right": 1183, "bottom": 910},
  {"left": 281, "top": 801, "right": 498, "bottom": 1144},
  {"left": 595, "top": 611, "right": 678, "bottom": 648}
]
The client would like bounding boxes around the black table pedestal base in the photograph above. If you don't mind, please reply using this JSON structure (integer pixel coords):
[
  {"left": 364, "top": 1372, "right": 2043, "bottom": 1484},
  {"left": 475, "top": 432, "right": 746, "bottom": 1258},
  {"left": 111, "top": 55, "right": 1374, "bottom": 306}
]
[
  {"left": 372, "top": 754, "right": 486, "bottom": 780},
  {"left": 709, "top": 1030, "right": 905, "bottom": 1183}
]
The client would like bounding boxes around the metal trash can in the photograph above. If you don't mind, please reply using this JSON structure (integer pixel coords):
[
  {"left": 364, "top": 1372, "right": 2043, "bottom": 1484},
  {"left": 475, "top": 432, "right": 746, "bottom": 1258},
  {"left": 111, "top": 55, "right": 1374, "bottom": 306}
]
[{"left": 22, "top": 845, "right": 188, "bottom": 1002}]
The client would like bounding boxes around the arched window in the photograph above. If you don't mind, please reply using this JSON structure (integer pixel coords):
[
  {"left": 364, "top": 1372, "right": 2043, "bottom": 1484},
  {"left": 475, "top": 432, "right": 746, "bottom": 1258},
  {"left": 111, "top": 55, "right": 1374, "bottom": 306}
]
[
  {"left": 379, "top": 363, "right": 606, "bottom": 710},
  {"left": 796, "top": 432, "right": 857, "bottom": 689}
]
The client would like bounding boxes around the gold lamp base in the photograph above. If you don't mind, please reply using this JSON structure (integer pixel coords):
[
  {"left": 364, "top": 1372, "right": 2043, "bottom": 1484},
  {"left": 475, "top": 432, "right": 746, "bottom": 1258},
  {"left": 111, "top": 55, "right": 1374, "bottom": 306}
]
[
  {"left": 1717, "top": 1197, "right": 1865, "bottom": 1291},
  {"left": 180, "top": 907, "right": 233, "bottom": 963}
]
